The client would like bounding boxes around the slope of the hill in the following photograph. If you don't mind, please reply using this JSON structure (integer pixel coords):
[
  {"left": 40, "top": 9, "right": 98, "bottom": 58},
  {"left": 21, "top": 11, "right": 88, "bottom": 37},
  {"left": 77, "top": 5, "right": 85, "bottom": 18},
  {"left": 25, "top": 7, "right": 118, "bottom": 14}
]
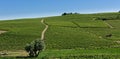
[
  {"left": 0, "top": 12, "right": 120, "bottom": 59},
  {"left": 39, "top": 13, "right": 120, "bottom": 59},
  {"left": 0, "top": 18, "right": 44, "bottom": 50},
  {"left": 44, "top": 13, "right": 120, "bottom": 49}
]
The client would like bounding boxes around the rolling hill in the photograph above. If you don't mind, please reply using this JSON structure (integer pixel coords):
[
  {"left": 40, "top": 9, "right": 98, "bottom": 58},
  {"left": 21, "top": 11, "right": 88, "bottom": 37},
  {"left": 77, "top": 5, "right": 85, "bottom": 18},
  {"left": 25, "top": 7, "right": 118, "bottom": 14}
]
[{"left": 0, "top": 12, "right": 120, "bottom": 59}]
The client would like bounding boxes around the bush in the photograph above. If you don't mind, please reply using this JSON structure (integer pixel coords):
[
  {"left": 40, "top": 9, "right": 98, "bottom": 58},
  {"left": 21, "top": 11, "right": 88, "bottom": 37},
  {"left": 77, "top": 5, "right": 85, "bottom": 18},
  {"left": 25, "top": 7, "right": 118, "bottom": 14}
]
[
  {"left": 25, "top": 39, "right": 44, "bottom": 57},
  {"left": 118, "top": 10, "right": 120, "bottom": 13},
  {"left": 62, "top": 12, "right": 79, "bottom": 16},
  {"left": 62, "top": 13, "right": 67, "bottom": 16},
  {"left": 95, "top": 17, "right": 118, "bottom": 21}
]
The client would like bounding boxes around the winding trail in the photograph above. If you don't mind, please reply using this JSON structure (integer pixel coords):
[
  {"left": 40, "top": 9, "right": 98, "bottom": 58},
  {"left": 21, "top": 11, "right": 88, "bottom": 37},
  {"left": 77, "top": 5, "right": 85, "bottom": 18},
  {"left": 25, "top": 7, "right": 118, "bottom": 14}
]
[
  {"left": 40, "top": 19, "right": 48, "bottom": 51},
  {"left": 103, "top": 21, "right": 114, "bottom": 28},
  {"left": 0, "top": 19, "right": 48, "bottom": 57},
  {"left": 41, "top": 19, "right": 48, "bottom": 40}
]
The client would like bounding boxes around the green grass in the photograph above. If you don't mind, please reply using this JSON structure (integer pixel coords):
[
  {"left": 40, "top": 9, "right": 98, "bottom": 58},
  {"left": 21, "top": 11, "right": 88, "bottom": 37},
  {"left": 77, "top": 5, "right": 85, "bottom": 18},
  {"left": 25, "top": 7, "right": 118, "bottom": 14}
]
[
  {"left": 0, "top": 12, "right": 120, "bottom": 59},
  {"left": 106, "top": 20, "right": 120, "bottom": 28},
  {"left": 38, "top": 48, "right": 120, "bottom": 59},
  {"left": 45, "top": 26, "right": 114, "bottom": 49},
  {"left": 41, "top": 13, "right": 120, "bottom": 59},
  {"left": 44, "top": 14, "right": 120, "bottom": 49},
  {"left": 0, "top": 18, "right": 44, "bottom": 50}
]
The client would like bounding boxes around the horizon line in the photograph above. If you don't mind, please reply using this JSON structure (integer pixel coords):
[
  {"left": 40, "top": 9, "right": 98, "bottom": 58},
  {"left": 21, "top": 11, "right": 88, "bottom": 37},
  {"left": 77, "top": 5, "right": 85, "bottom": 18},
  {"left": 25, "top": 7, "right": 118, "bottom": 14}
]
[{"left": 0, "top": 11, "right": 119, "bottom": 21}]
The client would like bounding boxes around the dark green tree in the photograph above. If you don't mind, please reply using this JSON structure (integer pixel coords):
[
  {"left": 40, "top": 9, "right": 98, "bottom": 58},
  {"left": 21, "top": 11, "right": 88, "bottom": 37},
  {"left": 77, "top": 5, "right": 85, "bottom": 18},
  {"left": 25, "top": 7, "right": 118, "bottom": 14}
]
[
  {"left": 33, "top": 40, "right": 44, "bottom": 57},
  {"left": 25, "top": 39, "right": 44, "bottom": 57},
  {"left": 62, "top": 13, "right": 67, "bottom": 16},
  {"left": 118, "top": 10, "right": 120, "bottom": 13},
  {"left": 25, "top": 44, "right": 34, "bottom": 57}
]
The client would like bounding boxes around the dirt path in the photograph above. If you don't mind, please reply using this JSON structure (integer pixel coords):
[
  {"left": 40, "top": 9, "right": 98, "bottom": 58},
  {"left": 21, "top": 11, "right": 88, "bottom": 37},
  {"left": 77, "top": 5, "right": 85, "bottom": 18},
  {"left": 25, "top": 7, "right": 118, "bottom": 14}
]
[
  {"left": 0, "top": 30, "right": 28, "bottom": 57},
  {"left": 0, "top": 50, "right": 28, "bottom": 57},
  {"left": 103, "top": 21, "right": 114, "bottom": 28},
  {"left": 0, "top": 19, "right": 48, "bottom": 57},
  {"left": 0, "top": 30, "right": 7, "bottom": 34},
  {"left": 41, "top": 19, "right": 48, "bottom": 40},
  {"left": 40, "top": 19, "right": 48, "bottom": 51}
]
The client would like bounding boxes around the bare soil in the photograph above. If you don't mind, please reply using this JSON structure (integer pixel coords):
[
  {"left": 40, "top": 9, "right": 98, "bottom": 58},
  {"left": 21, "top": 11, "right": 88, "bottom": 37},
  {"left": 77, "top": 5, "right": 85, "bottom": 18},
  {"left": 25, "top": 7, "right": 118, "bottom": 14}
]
[
  {"left": 41, "top": 19, "right": 48, "bottom": 40},
  {"left": 0, "top": 50, "right": 28, "bottom": 57},
  {"left": 0, "top": 30, "right": 7, "bottom": 34}
]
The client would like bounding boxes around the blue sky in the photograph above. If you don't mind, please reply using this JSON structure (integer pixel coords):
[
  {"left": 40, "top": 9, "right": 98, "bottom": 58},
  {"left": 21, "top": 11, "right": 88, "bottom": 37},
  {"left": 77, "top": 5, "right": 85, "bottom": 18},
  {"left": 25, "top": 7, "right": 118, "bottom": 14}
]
[{"left": 0, "top": 0, "right": 120, "bottom": 20}]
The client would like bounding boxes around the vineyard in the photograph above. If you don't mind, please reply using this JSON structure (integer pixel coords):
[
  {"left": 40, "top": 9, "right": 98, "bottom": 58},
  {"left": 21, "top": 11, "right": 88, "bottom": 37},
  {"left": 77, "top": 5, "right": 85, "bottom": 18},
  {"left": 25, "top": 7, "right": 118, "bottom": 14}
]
[
  {"left": 42, "top": 13, "right": 120, "bottom": 59},
  {"left": 0, "top": 12, "right": 120, "bottom": 59},
  {"left": 0, "top": 19, "right": 44, "bottom": 50},
  {"left": 38, "top": 48, "right": 120, "bottom": 59},
  {"left": 44, "top": 13, "right": 120, "bottom": 50}
]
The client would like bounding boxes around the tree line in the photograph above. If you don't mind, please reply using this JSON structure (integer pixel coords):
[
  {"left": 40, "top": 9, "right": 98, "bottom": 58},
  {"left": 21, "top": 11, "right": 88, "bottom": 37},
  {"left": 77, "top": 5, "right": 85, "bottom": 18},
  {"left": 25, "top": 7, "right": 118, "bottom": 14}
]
[{"left": 62, "top": 12, "right": 79, "bottom": 16}]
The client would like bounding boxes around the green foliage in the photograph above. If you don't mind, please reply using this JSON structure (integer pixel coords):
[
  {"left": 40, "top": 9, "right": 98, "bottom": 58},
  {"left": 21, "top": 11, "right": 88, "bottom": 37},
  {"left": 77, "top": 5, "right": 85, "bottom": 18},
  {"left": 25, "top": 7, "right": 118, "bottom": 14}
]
[
  {"left": 25, "top": 39, "right": 44, "bottom": 57},
  {"left": 62, "top": 12, "right": 79, "bottom": 16},
  {"left": 62, "top": 13, "right": 67, "bottom": 16},
  {"left": 25, "top": 44, "right": 32, "bottom": 52},
  {"left": 0, "top": 12, "right": 120, "bottom": 59},
  {"left": 38, "top": 48, "right": 120, "bottom": 59},
  {"left": 44, "top": 13, "right": 120, "bottom": 49},
  {"left": 95, "top": 13, "right": 120, "bottom": 20},
  {"left": 0, "top": 19, "right": 44, "bottom": 50},
  {"left": 118, "top": 10, "right": 120, "bottom": 13}
]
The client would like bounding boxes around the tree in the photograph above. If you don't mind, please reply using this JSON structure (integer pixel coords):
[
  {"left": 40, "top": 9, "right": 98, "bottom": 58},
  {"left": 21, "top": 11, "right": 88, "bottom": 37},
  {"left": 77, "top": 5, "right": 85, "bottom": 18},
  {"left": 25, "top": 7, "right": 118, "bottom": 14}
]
[
  {"left": 74, "top": 12, "right": 79, "bottom": 14},
  {"left": 62, "top": 13, "right": 67, "bottom": 16},
  {"left": 102, "top": 18, "right": 107, "bottom": 21},
  {"left": 118, "top": 10, "right": 120, "bottom": 13},
  {"left": 25, "top": 39, "right": 44, "bottom": 57},
  {"left": 33, "top": 40, "right": 44, "bottom": 57},
  {"left": 25, "top": 44, "right": 34, "bottom": 57}
]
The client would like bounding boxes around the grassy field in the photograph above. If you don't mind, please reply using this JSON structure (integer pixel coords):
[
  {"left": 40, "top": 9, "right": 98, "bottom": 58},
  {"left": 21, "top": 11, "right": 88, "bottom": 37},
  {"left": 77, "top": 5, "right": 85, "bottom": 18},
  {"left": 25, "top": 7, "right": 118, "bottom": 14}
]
[
  {"left": 0, "top": 12, "right": 120, "bottom": 59},
  {"left": 42, "top": 13, "right": 120, "bottom": 58},
  {"left": 38, "top": 48, "right": 120, "bottom": 59},
  {"left": 44, "top": 14, "right": 120, "bottom": 50},
  {"left": 0, "top": 18, "right": 44, "bottom": 50}
]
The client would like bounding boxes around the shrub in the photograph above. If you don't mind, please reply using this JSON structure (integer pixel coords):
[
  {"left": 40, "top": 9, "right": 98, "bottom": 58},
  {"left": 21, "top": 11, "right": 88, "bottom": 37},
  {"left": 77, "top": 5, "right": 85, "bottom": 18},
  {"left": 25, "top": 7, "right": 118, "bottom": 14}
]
[
  {"left": 118, "top": 10, "right": 120, "bottom": 13},
  {"left": 62, "top": 12, "right": 79, "bottom": 16},
  {"left": 25, "top": 39, "right": 44, "bottom": 57},
  {"left": 62, "top": 13, "right": 67, "bottom": 16}
]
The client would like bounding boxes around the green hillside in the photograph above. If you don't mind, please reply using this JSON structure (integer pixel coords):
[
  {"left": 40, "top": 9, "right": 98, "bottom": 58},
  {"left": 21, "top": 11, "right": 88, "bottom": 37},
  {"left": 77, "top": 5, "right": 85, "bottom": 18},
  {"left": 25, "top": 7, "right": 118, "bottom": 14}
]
[
  {"left": 44, "top": 13, "right": 120, "bottom": 49},
  {"left": 0, "top": 19, "right": 44, "bottom": 50},
  {"left": 0, "top": 12, "right": 120, "bottom": 59}
]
